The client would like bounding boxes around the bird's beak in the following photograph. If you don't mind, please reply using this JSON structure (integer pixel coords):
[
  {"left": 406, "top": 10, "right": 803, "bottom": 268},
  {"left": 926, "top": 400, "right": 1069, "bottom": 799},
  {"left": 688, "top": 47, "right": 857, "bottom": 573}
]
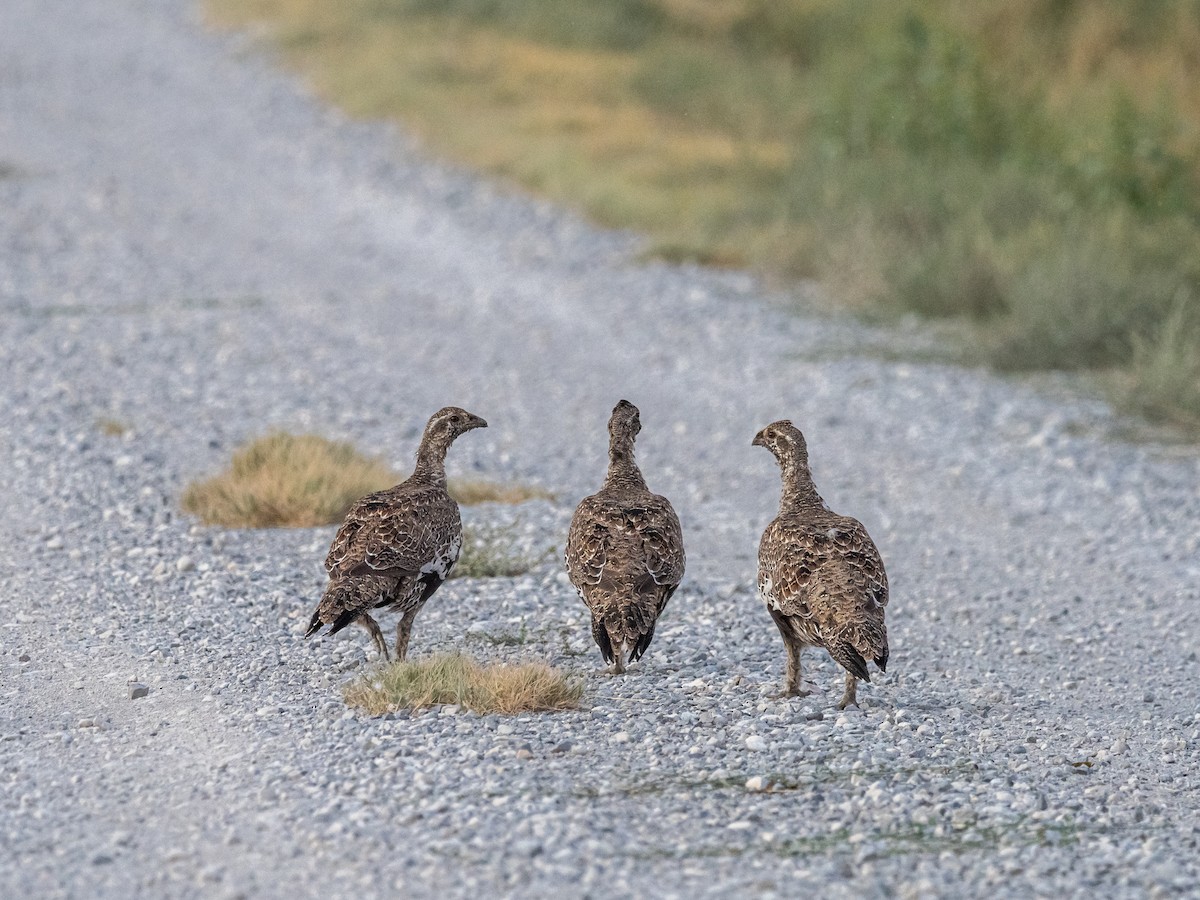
[
  {"left": 751, "top": 430, "right": 766, "bottom": 448},
  {"left": 467, "top": 415, "right": 488, "bottom": 430}
]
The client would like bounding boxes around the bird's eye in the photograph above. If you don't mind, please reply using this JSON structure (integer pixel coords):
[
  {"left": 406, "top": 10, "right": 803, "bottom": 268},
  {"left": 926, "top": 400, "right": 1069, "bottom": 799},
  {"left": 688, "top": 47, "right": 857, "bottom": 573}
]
[{"left": 450, "top": 415, "right": 461, "bottom": 424}]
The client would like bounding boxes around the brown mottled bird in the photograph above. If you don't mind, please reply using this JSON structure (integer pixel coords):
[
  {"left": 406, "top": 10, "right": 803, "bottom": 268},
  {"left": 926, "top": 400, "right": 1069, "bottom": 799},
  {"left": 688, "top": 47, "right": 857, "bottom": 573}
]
[
  {"left": 566, "top": 400, "right": 685, "bottom": 674},
  {"left": 753, "top": 420, "right": 889, "bottom": 709},
  {"left": 306, "top": 407, "right": 487, "bottom": 661}
]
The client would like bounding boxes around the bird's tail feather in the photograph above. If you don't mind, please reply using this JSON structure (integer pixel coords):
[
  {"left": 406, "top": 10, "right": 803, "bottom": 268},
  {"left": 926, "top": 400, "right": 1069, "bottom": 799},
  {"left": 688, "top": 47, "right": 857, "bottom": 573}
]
[
  {"left": 307, "top": 578, "right": 362, "bottom": 639},
  {"left": 305, "top": 610, "right": 324, "bottom": 638},
  {"left": 591, "top": 616, "right": 614, "bottom": 665},
  {"left": 629, "top": 623, "right": 656, "bottom": 663},
  {"left": 328, "top": 607, "right": 358, "bottom": 636},
  {"left": 828, "top": 635, "right": 871, "bottom": 682}
]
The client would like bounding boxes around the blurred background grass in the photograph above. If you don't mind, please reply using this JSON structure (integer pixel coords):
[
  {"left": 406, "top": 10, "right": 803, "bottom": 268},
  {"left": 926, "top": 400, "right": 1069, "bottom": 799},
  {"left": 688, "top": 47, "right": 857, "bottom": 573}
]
[{"left": 209, "top": 0, "right": 1200, "bottom": 432}]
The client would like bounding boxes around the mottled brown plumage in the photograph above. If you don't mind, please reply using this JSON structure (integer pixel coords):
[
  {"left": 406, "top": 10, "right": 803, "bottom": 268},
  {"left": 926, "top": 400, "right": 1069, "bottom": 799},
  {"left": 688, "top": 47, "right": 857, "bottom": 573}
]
[
  {"left": 753, "top": 420, "right": 889, "bottom": 709},
  {"left": 565, "top": 400, "right": 685, "bottom": 673},
  {"left": 306, "top": 407, "right": 487, "bottom": 661}
]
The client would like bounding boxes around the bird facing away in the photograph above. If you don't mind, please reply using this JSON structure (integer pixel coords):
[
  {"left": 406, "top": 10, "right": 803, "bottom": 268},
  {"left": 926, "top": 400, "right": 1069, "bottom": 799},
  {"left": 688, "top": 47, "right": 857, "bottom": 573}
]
[
  {"left": 753, "top": 420, "right": 889, "bottom": 709},
  {"left": 305, "top": 407, "right": 487, "bottom": 661},
  {"left": 565, "top": 400, "right": 686, "bottom": 674}
]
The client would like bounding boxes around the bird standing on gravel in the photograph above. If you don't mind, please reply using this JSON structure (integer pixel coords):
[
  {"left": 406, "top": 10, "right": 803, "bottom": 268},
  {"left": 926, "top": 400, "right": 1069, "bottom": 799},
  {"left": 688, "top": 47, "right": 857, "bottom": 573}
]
[
  {"left": 753, "top": 420, "right": 889, "bottom": 709},
  {"left": 566, "top": 400, "right": 685, "bottom": 674},
  {"left": 306, "top": 407, "right": 487, "bottom": 661}
]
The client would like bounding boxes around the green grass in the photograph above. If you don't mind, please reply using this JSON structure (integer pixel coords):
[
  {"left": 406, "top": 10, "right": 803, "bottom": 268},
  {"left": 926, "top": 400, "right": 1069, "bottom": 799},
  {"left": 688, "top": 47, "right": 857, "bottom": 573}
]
[
  {"left": 207, "top": 0, "right": 1200, "bottom": 434},
  {"left": 343, "top": 652, "right": 584, "bottom": 714}
]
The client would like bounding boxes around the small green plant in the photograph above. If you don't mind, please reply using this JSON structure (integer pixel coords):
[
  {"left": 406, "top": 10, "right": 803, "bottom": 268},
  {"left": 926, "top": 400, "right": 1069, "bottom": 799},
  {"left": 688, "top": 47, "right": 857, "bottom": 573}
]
[
  {"left": 181, "top": 432, "right": 397, "bottom": 528},
  {"left": 452, "top": 522, "right": 546, "bottom": 578},
  {"left": 1120, "top": 304, "right": 1200, "bottom": 432},
  {"left": 343, "top": 652, "right": 584, "bottom": 715},
  {"left": 449, "top": 479, "right": 555, "bottom": 505}
]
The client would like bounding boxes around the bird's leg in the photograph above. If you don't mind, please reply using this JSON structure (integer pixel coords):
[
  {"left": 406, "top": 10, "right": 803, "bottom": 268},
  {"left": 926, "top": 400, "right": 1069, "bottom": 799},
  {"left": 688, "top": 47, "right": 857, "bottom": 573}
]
[
  {"left": 778, "top": 638, "right": 811, "bottom": 697},
  {"left": 359, "top": 614, "right": 390, "bottom": 662},
  {"left": 393, "top": 606, "right": 420, "bottom": 662},
  {"left": 767, "top": 609, "right": 810, "bottom": 698},
  {"left": 610, "top": 644, "right": 627, "bottom": 675},
  {"left": 837, "top": 672, "right": 859, "bottom": 710}
]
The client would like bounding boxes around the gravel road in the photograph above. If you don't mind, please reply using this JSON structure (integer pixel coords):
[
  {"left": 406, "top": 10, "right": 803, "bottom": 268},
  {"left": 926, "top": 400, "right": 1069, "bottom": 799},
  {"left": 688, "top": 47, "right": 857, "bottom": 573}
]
[{"left": 2, "top": 1, "right": 1199, "bottom": 896}]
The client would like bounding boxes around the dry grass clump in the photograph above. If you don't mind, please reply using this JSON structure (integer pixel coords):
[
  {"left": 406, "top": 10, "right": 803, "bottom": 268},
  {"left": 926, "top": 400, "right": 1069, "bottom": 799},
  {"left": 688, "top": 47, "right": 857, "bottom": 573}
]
[
  {"left": 181, "top": 433, "right": 397, "bottom": 528},
  {"left": 95, "top": 417, "right": 131, "bottom": 437},
  {"left": 343, "top": 653, "right": 584, "bottom": 715},
  {"left": 449, "top": 479, "right": 555, "bottom": 505}
]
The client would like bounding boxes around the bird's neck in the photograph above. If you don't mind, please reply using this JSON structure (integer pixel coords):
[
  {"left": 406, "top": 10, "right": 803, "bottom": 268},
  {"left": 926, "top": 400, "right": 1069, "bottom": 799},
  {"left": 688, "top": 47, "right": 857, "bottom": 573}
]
[
  {"left": 779, "top": 457, "right": 826, "bottom": 514},
  {"left": 412, "top": 437, "right": 449, "bottom": 486},
  {"left": 604, "top": 440, "right": 647, "bottom": 490}
]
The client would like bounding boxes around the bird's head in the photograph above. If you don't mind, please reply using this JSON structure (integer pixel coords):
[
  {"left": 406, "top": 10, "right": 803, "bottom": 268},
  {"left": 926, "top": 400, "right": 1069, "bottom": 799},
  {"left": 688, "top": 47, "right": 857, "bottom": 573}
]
[
  {"left": 424, "top": 406, "right": 488, "bottom": 444},
  {"left": 608, "top": 399, "right": 642, "bottom": 444},
  {"left": 752, "top": 419, "right": 808, "bottom": 465}
]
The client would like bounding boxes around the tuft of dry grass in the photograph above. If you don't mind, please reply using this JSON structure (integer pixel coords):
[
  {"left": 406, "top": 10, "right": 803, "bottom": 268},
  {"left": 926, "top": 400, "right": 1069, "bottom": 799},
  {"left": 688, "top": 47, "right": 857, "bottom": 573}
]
[
  {"left": 449, "top": 479, "right": 555, "bottom": 505},
  {"left": 181, "top": 432, "right": 397, "bottom": 528},
  {"left": 95, "top": 417, "right": 131, "bottom": 437},
  {"left": 343, "top": 653, "right": 584, "bottom": 715}
]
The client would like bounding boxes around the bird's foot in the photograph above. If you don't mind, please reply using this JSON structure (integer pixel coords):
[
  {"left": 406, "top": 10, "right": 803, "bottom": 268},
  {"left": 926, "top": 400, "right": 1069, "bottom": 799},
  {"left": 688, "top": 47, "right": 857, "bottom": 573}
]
[
  {"left": 837, "top": 695, "right": 860, "bottom": 711},
  {"left": 770, "top": 686, "right": 812, "bottom": 700}
]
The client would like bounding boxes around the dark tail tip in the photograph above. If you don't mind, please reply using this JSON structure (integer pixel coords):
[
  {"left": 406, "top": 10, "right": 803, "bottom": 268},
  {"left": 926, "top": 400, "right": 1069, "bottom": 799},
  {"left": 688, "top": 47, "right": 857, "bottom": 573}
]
[
  {"left": 328, "top": 608, "right": 357, "bottom": 636},
  {"left": 305, "top": 611, "right": 323, "bottom": 638},
  {"left": 833, "top": 640, "right": 870, "bottom": 682},
  {"left": 629, "top": 624, "right": 656, "bottom": 664},
  {"left": 875, "top": 649, "right": 889, "bottom": 673},
  {"left": 591, "top": 617, "right": 614, "bottom": 665}
]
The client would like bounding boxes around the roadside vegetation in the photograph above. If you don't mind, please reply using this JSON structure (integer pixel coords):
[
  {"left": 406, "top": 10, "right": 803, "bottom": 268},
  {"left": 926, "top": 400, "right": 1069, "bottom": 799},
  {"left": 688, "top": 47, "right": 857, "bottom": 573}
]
[
  {"left": 343, "top": 652, "right": 583, "bottom": 714},
  {"left": 449, "top": 479, "right": 554, "bottom": 505},
  {"left": 182, "top": 432, "right": 551, "bottom": 527},
  {"left": 181, "top": 432, "right": 396, "bottom": 527},
  {"left": 95, "top": 417, "right": 131, "bottom": 437},
  {"left": 208, "top": 0, "right": 1200, "bottom": 433}
]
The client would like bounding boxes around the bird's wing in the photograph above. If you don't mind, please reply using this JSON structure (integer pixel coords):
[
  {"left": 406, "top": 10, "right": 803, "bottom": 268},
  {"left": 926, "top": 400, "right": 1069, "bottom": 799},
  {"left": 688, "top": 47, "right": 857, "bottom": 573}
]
[
  {"left": 565, "top": 494, "right": 615, "bottom": 601},
  {"left": 327, "top": 484, "right": 461, "bottom": 580},
  {"left": 637, "top": 493, "right": 686, "bottom": 594},
  {"left": 759, "top": 515, "right": 886, "bottom": 613},
  {"left": 763, "top": 515, "right": 889, "bottom": 670}
]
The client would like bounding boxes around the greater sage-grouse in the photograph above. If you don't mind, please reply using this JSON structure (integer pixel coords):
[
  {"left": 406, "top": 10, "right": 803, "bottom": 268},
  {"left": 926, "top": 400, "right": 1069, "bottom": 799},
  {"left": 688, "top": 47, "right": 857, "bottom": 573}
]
[
  {"left": 306, "top": 407, "right": 487, "bottom": 661},
  {"left": 565, "top": 400, "right": 685, "bottom": 674},
  {"left": 753, "top": 420, "right": 889, "bottom": 708}
]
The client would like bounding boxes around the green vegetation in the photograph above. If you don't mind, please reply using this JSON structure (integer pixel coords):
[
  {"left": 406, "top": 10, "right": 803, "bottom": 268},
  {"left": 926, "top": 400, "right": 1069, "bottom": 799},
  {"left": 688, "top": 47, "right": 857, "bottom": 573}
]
[
  {"left": 208, "top": 0, "right": 1200, "bottom": 432},
  {"left": 343, "top": 652, "right": 584, "bottom": 714}
]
